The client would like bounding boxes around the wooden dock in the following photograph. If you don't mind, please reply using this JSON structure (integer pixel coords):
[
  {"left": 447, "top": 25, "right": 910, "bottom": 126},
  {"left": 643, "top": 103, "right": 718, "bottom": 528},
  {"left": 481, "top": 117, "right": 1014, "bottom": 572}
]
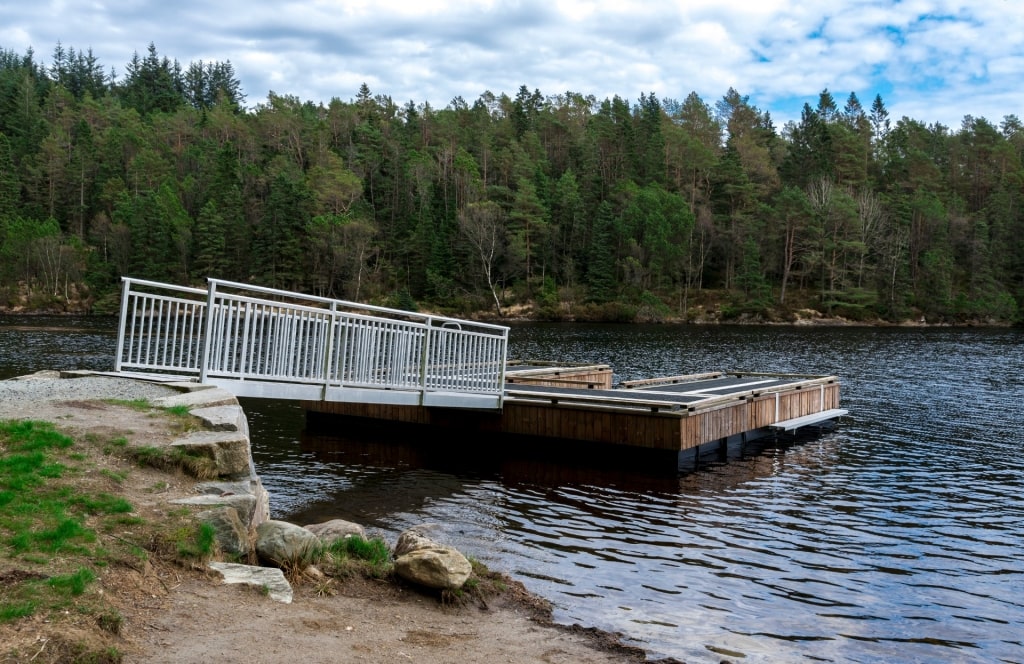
[{"left": 301, "top": 363, "right": 847, "bottom": 468}]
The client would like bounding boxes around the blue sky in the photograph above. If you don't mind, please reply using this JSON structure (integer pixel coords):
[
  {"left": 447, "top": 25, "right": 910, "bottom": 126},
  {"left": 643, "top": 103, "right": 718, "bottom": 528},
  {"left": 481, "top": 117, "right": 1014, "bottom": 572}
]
[{"left": 2, "top": 1, "right": 1021, "bottom": 131}]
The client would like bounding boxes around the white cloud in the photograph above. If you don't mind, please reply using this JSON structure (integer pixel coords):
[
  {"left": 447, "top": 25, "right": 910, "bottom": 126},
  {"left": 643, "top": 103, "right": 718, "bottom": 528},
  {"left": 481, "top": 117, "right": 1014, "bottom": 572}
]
[{"left": 1, "top": 0, "right": 1022, "bottom": 127}]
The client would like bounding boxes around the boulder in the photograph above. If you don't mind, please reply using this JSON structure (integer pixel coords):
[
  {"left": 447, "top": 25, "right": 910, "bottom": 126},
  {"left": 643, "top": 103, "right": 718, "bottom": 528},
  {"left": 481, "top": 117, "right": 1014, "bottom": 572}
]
[
  {"left": 189, "top": 405, "right": 249, "bottom": 435},
  {"left": 171, "top": 430, "right": 253, "bottom": 478},
  {"left": 151, "top": 387, "right": 237, "bottom": 409},
  {"left": 303, "top": 519, "right": 366, "bottom": 544},
  {"left": 394, "top": 545, "right": 472, "bottom": 590},
  {"left": 197, "top": 507, "right": 250, "bottom": 557},
  {"left": 171, "top": 493, "right": 258, "bottom": 527},
  {"left": 195, "top": 479, "right": 271, "bottom": 528},
  {"left": 393, "top": 525, "right": 441, "bottom": 557},
  {"left": 208, "top": 562, "right": 293, "bottom": 603},
  {"left": 255, "top": 520, "right": 321, "bottom": 568}
]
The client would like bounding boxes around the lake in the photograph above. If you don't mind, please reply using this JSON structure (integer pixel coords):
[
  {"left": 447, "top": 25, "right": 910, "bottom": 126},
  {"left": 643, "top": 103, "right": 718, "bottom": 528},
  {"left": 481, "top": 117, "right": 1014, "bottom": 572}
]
[{"left": 2, "top": 316, "right": 1022, "bottom": 662}]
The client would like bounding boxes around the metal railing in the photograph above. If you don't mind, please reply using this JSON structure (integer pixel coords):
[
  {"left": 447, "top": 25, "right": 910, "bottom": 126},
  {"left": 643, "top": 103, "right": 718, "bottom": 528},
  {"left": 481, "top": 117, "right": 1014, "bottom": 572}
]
[{"left": 115, "top": 278, "right": 509, "bottom": 408}]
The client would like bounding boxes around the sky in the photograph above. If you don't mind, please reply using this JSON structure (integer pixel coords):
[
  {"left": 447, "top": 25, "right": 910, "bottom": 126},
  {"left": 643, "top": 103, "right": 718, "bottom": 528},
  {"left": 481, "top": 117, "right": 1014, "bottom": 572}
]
[{"left": 1, "top": 0, "right": 1022, "bottom": 131}]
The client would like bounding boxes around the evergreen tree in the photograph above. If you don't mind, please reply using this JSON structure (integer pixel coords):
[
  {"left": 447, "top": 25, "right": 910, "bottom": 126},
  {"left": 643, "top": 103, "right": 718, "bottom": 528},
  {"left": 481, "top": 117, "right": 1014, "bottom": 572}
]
[{"left": 585, "top": 201, "right": 617, "bottom": 302}]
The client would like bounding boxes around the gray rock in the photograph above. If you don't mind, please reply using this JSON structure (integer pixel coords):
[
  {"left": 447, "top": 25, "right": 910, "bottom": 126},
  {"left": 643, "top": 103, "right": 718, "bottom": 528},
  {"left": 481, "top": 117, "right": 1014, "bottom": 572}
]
[
  {"left": 170, "top": 493, "right": 258, "bottom": 527},
  {"left": 197, "top": 507, "right": 251, "bottom": 557},
  {"left": 394, "top": 546, "right": 472, "bottom": 590},
  {"left": 303, "top": 519, "right": 366, "bottom": 544},
  {"left": 255, "top": 520, "right": 321, "bottom": 568},
  {"left": 208, "top": 562, "right": 293, "bottom": 603},
  {"left": 189, "top": 405, "right": 249, "bottom": 435},
  {"left": 171, "top": 430, "right": 253, "bottom": 478},
  {"left": 151, "top": 387, "right": 237, "bottom": 409},
  {"left": 393, "top": 525, "right": 441, "bottom": 557},
  {"left": 192, "top": 479, "right": 270, "bottom": 528}
]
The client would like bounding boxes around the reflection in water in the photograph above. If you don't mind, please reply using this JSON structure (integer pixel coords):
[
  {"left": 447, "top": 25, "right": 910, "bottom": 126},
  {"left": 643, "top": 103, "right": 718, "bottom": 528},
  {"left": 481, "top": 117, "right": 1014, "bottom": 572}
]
[{"left": 4, "top": 317, "right": 1024, "bottom": 663}]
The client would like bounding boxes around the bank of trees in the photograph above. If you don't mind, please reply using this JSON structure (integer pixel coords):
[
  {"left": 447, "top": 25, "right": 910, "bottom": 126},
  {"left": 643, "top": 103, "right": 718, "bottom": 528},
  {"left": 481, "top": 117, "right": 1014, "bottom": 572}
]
[{"left": 1, "top": 43, "right": 1021, "bottom": 322}]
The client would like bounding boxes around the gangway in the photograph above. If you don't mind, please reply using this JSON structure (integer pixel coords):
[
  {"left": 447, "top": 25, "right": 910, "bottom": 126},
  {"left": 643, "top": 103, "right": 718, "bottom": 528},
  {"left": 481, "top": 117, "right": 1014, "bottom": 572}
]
[{"left": 114, "top": 278, "right": 509, "bottom": 409}]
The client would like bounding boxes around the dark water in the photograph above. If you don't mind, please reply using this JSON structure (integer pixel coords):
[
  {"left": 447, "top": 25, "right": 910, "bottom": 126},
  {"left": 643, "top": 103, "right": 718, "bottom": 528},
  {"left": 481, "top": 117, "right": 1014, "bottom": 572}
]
[{"left": 3, "top": 317, "right": 1023, "bottom": 663}]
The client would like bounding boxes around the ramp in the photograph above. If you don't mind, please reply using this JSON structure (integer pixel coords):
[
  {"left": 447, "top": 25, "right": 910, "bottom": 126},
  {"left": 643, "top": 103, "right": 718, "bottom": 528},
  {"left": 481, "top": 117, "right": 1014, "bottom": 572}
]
[{"left": 114, "top": 278, "right": 509, "bottom": 410}]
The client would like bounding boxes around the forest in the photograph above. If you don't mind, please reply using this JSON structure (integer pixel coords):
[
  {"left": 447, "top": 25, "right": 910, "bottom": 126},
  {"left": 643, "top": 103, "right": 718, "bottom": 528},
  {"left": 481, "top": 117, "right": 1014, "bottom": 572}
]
[{"left": 0, "top": 42, "right": 1021, "bottom": 324}]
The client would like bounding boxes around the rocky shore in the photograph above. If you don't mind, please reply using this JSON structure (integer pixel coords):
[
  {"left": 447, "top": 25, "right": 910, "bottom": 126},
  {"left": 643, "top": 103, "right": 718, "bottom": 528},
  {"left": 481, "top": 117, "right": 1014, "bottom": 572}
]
[{"left": 0, "top": 372, "right": 666, "bottom": 663}]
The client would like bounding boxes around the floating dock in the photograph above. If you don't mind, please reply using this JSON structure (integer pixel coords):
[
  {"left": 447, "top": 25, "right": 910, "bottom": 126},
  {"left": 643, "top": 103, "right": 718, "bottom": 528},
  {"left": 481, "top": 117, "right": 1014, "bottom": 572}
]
[{"left": 302, "top": 363, "right": 847, "bottom": 469}]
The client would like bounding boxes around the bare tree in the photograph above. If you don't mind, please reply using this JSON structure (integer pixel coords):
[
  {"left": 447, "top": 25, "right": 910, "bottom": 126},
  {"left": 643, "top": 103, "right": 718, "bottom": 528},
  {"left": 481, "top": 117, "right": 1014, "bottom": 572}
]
[{"left": 458, "top": 201, "right": 506, "bottom": 315}]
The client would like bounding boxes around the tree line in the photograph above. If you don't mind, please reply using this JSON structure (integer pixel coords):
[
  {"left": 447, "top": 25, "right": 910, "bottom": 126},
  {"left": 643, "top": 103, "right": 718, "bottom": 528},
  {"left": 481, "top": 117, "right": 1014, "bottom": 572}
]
[{"left": 1, "top": 42, "right": 1021, "bottom": 323}]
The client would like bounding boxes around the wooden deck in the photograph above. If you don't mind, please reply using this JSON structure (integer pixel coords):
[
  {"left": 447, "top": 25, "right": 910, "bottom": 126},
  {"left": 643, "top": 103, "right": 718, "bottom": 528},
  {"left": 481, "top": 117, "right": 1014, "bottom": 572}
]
[{"left": 301, "top": 364, "right": 846, "bottom": 464}]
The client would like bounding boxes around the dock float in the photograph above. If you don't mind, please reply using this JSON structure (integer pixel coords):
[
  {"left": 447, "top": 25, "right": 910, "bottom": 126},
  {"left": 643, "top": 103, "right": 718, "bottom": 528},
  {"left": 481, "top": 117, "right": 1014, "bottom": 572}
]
[{"left": 301, "top": 363, "right": 847, "bottom": 470}]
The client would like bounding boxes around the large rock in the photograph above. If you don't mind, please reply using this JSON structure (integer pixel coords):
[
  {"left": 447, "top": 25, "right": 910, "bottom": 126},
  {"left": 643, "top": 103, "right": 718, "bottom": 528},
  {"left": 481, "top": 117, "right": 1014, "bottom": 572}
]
[
  {"left": 171, "top": 493, "right": 258, "bottom": 527},
  {"left": 393, "top": 525, "right": 441, "bottom": 557},
  {"left": 394, "top": 546, "right": 472, "bottom": 590},
  {"left": 189, "top": 405, "right": 249, "bottom": 436},
  {"left": 197, "top": 507, "right": 250, "bottom": 557},
  {"left": 255, "top": 520, "right": 321, "bottom": 568},
  {"left": 208, "top": 562, "right": 292, "bottom": 603},
  {"left": 195, "top": 479, "right": 271, "bottom": 528},
  {"left": 152, "top": 387, "right": 237, "bottom": 409},
  {"left": 171, "top": 430, "right": 253, "bottom": 478},
  {"left": 303, "top": 519, "right": 366, "bottom": 544}
]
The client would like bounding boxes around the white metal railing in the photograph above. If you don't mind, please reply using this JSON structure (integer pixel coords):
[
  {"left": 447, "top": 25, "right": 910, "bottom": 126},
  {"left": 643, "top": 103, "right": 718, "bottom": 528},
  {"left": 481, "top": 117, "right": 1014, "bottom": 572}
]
[{"left": 115, "top": 277, "right": 509, "bottom": 408}]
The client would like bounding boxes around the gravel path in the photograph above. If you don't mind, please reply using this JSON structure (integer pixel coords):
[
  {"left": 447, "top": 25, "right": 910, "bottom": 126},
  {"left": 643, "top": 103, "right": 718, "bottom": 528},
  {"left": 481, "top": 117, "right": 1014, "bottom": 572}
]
[{"left": 0, "top": 372, "right": 179, "bottom": 419}]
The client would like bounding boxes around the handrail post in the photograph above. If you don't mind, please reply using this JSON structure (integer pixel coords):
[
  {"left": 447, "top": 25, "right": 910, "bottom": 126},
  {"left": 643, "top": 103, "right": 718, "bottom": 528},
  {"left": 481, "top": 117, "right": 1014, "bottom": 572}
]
[
  {"left": 419, "top": 318, "right": 434, "bottom": 404},
  {"left": 497, "top": 328, "right": 509, "bottom": 407},
  {"left": 199, "top": 280, "right": 219, "bottom": 383},
  {"left": 321, "top": 302, "right": 338, "bottom": 400},
  {"left": 114, "top": 278, "right": 133, "bottom": 372}
]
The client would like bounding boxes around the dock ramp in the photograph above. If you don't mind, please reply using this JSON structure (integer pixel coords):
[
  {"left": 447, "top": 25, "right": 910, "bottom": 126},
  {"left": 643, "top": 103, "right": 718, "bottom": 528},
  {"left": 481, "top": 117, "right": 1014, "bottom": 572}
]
[{"left": 114, "top": 278, "right": 509, "bottom": 410}]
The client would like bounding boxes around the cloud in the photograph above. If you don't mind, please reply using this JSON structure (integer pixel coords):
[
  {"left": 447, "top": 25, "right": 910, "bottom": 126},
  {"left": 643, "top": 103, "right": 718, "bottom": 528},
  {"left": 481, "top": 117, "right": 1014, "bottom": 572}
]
[{"left": 1, "top": 0, "right": 1022, "bottom": 128}]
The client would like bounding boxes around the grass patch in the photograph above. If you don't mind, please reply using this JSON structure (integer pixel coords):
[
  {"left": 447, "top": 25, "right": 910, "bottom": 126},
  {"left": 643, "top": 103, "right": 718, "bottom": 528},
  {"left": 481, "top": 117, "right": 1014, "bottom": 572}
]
[
  {"left": 322, "top": 535, "right": 392, "bottom": 579},
  {"left": 172, "top": 522, "right": 218, "bottom": 562},
  {"left": 442, "top": 558, "right": 512, "bottom": 607},
  {"left": 100, "top": 468, "right": 129, "bottom": 484},
  {"left": 48, "top": 568, "right": 96, "bottom": 597},
  {"left": 103, "top": 398, "right": 152, "bottom": 412},
  {"left": 125, "top": 445, "right": 218, "bottom": 479},
  {"left": 101, "top": 400, "right": 200, "bottom": 434},
  {"left": 0, "top": 417, "right": 217, "bottom": 662}
]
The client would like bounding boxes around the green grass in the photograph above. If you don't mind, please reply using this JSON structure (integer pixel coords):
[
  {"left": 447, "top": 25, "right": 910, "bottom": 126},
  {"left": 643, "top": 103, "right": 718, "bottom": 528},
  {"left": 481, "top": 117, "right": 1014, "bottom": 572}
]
[
  {"left": 100, "top": 468, "right": 129, "bottom": 484},
  {"left": 332, "top": 534, "right": 390, "bottom": 566},
  {"left": 0, "top": 420, "right": 136, "bottom": 625},
  {"left": 125, "top": 445, "right": 218, "bottom": 479},
  {"left": 47, "top": 568, "right": 96, "bottom": 597},
  {"left": 175, "top": 522, "right": 217, "bottom": 561},
  {"left": 322, "top": 535, "right": 392, "bottom": 579},
  {"left": 102, "top": 398, "right": 153, "bottom": 412}
]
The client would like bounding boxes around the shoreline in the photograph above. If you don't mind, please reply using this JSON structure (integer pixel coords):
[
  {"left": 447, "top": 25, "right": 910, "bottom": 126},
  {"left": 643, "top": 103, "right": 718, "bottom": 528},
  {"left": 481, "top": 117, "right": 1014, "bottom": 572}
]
[
  {"left": 1, "top": 306, "right": 1016, "bottom": 329},
  {"left": 0, "top": 372, "right": 678, "bottom": 663}
]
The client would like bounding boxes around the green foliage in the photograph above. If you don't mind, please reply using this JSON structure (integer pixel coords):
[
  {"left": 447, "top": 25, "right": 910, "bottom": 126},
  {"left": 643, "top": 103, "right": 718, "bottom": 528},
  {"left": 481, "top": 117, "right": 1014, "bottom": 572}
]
[
  {"left": 103, "top": 398, "right": 151, "bottom": 412},
  {"left": 1, "top": 41, "right": 1023, "bottom": 322},
  {"left": 0, "top": 601, "right": 36, "bottom": 622},
  {"left": 47, "top": 567, "right": 96, "bottom": 597},
  {"left": 175, "top": 522, "right": 217, "bottom": 561},
  {"left": 329, "top": 535, "right": 390, "bottom": 566},
  {"left": 323, "top": 535, "right": 392, "bottom": 579},
  {"left": 125, "top": 445, "right": 218, "bottom": 480},
  {"left": 0, "top": 419, "right": 144, "bottom": 637}
]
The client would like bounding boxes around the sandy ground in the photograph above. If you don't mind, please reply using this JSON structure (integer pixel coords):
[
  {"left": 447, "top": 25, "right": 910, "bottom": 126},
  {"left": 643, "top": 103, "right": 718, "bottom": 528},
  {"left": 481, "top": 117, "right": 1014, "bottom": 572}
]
[{"left": 0, "top": 375, "right": 664, "bottom": 664}]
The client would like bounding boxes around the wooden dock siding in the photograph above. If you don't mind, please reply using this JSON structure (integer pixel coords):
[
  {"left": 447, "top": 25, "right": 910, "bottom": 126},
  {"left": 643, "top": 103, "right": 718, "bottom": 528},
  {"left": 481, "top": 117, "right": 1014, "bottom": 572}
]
[
  {"left": 301, "top": 371, "right": 842, "bottom": 454},
  {"left": 505, "top": 362, "right": 613, "bottom": 390}
]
